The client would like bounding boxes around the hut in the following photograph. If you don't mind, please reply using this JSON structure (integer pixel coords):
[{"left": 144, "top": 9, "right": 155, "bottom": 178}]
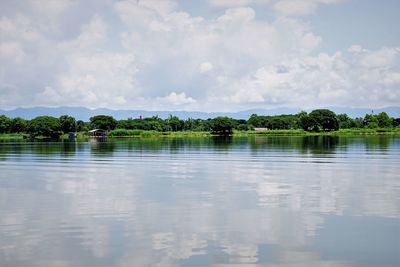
[{"left": 88, "top": 129, "right": 107, "bottom": 138}]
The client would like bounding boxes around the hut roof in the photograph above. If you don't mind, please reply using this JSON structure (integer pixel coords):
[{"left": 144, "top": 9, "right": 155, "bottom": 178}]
[{"left": 88, "top": 129, "right": 106, "bottom": 133}]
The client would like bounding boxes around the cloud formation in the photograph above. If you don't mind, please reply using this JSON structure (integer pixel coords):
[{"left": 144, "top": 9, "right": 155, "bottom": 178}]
[{"left": 0, "top": 0, "right": 399, "bottom": 111}]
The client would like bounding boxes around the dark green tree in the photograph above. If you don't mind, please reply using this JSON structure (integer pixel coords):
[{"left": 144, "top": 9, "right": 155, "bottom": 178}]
[
  {"left": 363, "top": 114, "right": 378, "bottom": 128},
  {"left": 376, "top": 112, "right": 392, "bottom": 128},
  {"left": 353, "top": 117, "right": 364, "bottom": 128},
  {"left": 393, "top": 118, "right": 400, "bottom": 127},
  {"left": 0, "top": 115, "right": 11, "bottom": 133},
  {"left": 9, "top": 117, "right": 27, "bottom": 133},
  {"left": 90, "top": 115, "right": 117, "bottom": 130},
  {"left": 59, "top": 115, "right": 77, "bottom": 133},
  {"left": 27, "top": 116, "right": 62, "bottom": 138},
  {"left": 337, "top": 113, "right": 353, "bottom": 129},
  {"left": 210, "top": 116, "right": 234, "bottom": 135},
  {"left": 166, "top": 115, "right": 184, "bottom": 131},
  {"left": 300, "top": 109, "right": 339, "bottom": 132},
  {"left": 298, "top": 111, "right": 314, "bottom": 131},
  {"left": 76, "top": 120, "right": 87, "bottom": 132},
  {"left": 248, "top": 114, "right": 261, "bottom": 128}
]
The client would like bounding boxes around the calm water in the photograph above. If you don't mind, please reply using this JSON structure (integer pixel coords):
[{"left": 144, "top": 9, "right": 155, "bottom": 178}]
[{"left": 0, "top": 136, "right": 399, "bottom": 267}]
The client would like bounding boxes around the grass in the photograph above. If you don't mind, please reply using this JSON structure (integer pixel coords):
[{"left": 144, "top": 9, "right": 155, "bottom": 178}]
[
  {"left": 108, "top": 129, "right": 211, "bottom": 138},
  {"left": 0, "top": 133, "right": 27, "bottom": 140},
  {"left": 234, "top": 129, "right": 308, "bottom": 136},
  {"left": 101, "top": 128, "right": 400, "bottom": 138},
  {"left": 1, "top": 127, "right": 399, "bottom": 140},
  {"left": 235, "top": 128, "right": 400, "bottom": 136},
  {"left": 327, "top": 128, "right": 400, "bottom": 135}
]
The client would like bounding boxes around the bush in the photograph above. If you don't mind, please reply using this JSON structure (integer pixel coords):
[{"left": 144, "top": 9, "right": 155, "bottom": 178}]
[
  {"left": 108, "top": 129, "right": 143, "bottom": 136},
  {"left": 210, "top": 117, "right": 234, "bottom": 135},
  {"left": 27, "top": 116, "right": 62, "bottom": 138}
]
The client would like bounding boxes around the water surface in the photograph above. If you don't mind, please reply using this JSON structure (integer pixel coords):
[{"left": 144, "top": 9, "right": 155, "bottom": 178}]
[{"left": 0, "top": 136, "right": 399, "bottom": 266}]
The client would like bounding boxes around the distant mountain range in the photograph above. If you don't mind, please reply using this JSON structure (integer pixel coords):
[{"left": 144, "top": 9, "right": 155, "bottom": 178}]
[{"left": 1, "top": 106, "right": 399, "bottom": 121}]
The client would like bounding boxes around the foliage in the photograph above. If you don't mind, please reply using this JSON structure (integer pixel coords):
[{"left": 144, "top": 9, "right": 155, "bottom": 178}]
[
  {"left": 300, "top": 109, "right": 339, "bottom": 132},
  {"left": 248, "top": 114, "right": 300, "bottom": 130},
  {"left": 166, "top": 115, "right": 184, "bottom": 131},
  {"left": 376, "top": 112, "right": 392, "bottom": 128},
  {"left": 27, "top": 116, "right": 62, "bottom": 138},
  {"left": 0, "top": 109, "right": 399, "bottom": 138},
  {"left": 90, "top": 115, "right": 117, "bottom": 130},
  {"left": 9, "top": 117, "right": 27, "bottom": 133},
  {"left": 363, "top": 114, "right": 379, "bottom": 128},
  {"left": 59, "top": 115, "right": 77, "bottom": 133},
  {"left": 76, "top": 120, "right": 87, "bottom": 132},
  {"left": 210, "top": 116, "right": 234, "bottom": 135},
  {"left": 0, "top": 115, "right": 11, "bottom": 133},
  {"left": 337, "top": 114, "right": 354, "bottom": 129}
]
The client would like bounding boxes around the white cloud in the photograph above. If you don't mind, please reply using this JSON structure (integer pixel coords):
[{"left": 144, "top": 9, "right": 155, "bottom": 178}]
[
  {"left": 0, "top": 42, "right": 26, "bottom": 63},
  {"left": 209, "top": 0, "right": 269, "bottom": 8},
  {"left": 199, "top": 62, "right": 213, "bottom": 73},
  {"left": 274, "top": 0, "right": 344, "bottom": 16},
  {"left": 157, "top": 92, "right": 196, "bottom": 106},
  {"left": 0, "top": 0, "right": 398, "bottom": 110},
  {"left": 224, "top": 47, "right": 400, "bottom": 108},
  {"left": 348, "top": 44, "right": 365, "bottom": 53},
  {"left": 359, "top": 47, "right": 399, "bottom": 68}
]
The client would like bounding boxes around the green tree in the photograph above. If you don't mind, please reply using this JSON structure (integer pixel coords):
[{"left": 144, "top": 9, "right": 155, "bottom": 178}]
[
  {"left": 27, "top": 116, "right": 62, "bottom": 138},
  {"left": 337, "top": 113, "right": 353, "bottom": 129},
  {"left": 248, "top": 114, "right": 261, "bottom": 128},
  {"left": 59, "top": 115, "right": 77, "bottom": 133},
  {"left": 90, "top": 115, "right": 117, "bottom": 130},
  {"left": 0, "top": 115, "right": 11, "bottom": 133},
  {"left": 393, "top": 118, "right": 400, "bottom": 127},
  {"left": 210, "top": 116, "right": 234, "bottom": 135},
  {"left": 76, "top": 120, "right": 87, "bottom": 132},
  {"left": 166, "top": 115, "right": 184, "bottom": 131},
  {"left": 298, "top": 111, "right": 315, "bottom": 131},
  {"left": 9, "top": 117, "right": 27, "bottom": 133},
  {"left": 300, "top": 109, "right": 338, "bottom": 132},
  {"left": 310, "top": 109, "right": 339, "bottom": 131},
  {"left": 363, "top": 114, "right": 378, "bottom": 128},
  {"left": 376, "top": 112, "right": 392, "bottom": 128},
  {"left": 353, "top": 117, "right": 364, "bottom": 128}
]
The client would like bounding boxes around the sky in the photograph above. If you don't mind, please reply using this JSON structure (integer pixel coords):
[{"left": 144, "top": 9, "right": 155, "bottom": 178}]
[{"left": 0, "top": 0, "right": 399, "bottom": 111}]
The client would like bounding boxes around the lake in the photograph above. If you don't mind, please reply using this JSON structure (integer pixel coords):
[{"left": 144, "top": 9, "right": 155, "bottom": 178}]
[{"left": 0, "top": 136, "right": 399, "bottom": 267}]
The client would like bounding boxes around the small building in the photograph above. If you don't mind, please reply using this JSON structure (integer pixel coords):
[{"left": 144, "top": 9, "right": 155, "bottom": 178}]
[
  {"left": 88, "top": 129, "right": 107, "bottom": 137},
  {"left": 254, "top": 128, "right": 269, "bottom": 131}
]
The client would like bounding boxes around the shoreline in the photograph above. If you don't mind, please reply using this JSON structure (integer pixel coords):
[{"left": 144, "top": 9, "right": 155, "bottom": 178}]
[{"left": 1, "top": 128, "right": 399, "bottom": 140}]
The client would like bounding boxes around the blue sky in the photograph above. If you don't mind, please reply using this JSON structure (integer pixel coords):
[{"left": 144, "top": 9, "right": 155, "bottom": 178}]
[{"left": 0, "top": 0, "right": 399, "bottom": 111}]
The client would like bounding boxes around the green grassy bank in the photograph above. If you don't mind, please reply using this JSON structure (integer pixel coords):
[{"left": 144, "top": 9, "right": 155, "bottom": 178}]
[
  {"left": 1, "top": 128, "right": 399, "bottom": 141},
  {"left": 234, "top": 128, "right": 400, "bottom": 136},
  {"left": 0, "top": 133, "right": 27, "bottom": 140}
]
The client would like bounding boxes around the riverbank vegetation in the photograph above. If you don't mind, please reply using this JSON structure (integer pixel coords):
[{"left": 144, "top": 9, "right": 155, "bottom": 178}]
[{"left": 0, "top": 109, "right": 399, "bottom": 139}]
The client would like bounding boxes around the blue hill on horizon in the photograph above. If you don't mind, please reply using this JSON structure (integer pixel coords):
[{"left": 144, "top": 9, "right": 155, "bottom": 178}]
[{"left": 0, "top": 106, "right": 399, "bottom": 121}]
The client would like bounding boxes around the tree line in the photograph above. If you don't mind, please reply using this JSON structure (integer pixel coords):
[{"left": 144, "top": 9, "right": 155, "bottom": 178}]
[{"left": 0, "top": 109, "right": 399, "bottom": 137}]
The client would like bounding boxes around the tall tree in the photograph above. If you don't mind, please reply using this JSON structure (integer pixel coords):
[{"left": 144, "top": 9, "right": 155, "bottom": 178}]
[
  {"left": 27, "top": 116, "right": 62, "bottom": 138},
  {"left": 337, "top": 113, "right": 353, "bottom": 129},
  {"left": 210, "top": 117, "right": 234, "bottom": 135},
  {"left": 9, "top": 117, "right": 27, "bottom": 133},
  {"left": 167, "top": 115, "right": 184, "bottom": 131},
  {"left": 89, "top": 115, "right": 117, "bottom": 130},
  {"left": 300, "top": 109, "right": 339, "bottom": 132},
  {"left": 363, "top": 114, "right": 379, "bottom": 128},
  {"left": 76, "top": 120, "right": 87, "bottom": 132},
  {"left": 376, "top": 112, "right": 392, "bottom": 128},
  {"left": 0, "top": 115, "right": 11, "bottom": 133},
  {"left": 59, "top": 115, "right": 77, "bottom": 133}
]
